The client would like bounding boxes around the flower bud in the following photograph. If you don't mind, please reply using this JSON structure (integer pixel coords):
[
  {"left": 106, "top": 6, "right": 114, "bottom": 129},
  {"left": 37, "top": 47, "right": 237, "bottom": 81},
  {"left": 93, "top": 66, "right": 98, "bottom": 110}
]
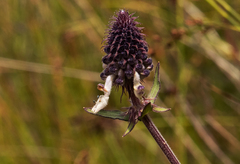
[
  {"left": 115, "top": 77, "right": 124, "bottom": 86},
  {"left": 147, "top": 64, "right": 153, "bottom": 71},
  {"left": 100, "top": 72, "right": 107, "bottom": 80},
  {"left": 135, "top": 64, "right": 143, "bottom": 72},
  {"left": 140, "top": 69, "right": 150, "bottom": 77},
  {"left": 143, "top": 58, "right": 152, "bottom": 67},
  {"left": 108, "top": 64, "right": 118, "bottom": 74},
  {"left": 125, "top": 69, "right": 133, "bottom": 79}
]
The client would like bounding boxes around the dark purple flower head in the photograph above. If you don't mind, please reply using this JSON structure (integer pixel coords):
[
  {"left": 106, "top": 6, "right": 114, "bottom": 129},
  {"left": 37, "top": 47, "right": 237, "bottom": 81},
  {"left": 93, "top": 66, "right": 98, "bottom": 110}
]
[
  {"left": 101, "top": 9, "right": 153, "bottom": 89},
  {"left": 92, "top": 9, "right": 153, "bottom": 116}
]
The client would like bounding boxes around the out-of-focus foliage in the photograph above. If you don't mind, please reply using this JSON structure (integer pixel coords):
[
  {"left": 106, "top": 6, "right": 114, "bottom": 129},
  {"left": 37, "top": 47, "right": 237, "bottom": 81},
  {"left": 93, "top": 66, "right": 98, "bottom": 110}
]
[{"left": 0, "top": 0, "right": 240, "bottom": 163}]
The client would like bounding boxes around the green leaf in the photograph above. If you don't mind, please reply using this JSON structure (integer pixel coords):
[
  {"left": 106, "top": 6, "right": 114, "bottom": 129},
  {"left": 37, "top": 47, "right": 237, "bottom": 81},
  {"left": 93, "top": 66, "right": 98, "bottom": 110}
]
[
  {"left": 139, "top": 103, "right": 152, "bottom": 120},
  {"left": 152, "top": 106, "right": 171, "bottom": 113},
  {"left": 122, "top": 121, "right": 136, "bottom": 137},
  {"left": 147, "top": 62, "right": 161, "bottom": 104},
  {"left": 84, "top": 107, "right": 129, "bottom": 121}
]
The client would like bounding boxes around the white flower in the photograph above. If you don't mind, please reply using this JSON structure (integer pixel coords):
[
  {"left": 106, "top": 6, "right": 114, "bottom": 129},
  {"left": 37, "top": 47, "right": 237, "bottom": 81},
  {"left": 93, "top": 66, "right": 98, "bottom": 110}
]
[
  {"left": 92, "top": 75, "right": 114, "bottom": 113},
  {"left": 133, "top": 72, "right": 144, "bottom": 99}
]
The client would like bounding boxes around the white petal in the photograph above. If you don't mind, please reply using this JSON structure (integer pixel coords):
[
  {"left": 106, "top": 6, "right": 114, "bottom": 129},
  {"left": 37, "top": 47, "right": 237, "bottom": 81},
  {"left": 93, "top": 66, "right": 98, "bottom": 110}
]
[
  {"left": 102, "top": 63, "right": 107, "bottom": 69},
  {"left": 133, "top": 72, "right": 144, "bottom": 99},
  {"left": 92, "top": 95, "right": 109, "bottom": 113},
  {"left": 91, "top": 75, "right": 114, "bottom": 113},
  {"left": 133, "top": 71, "right": 141, "bottom": 86},
  {"left": 104, "top": 75, "right": 114, "bottom": 95}
]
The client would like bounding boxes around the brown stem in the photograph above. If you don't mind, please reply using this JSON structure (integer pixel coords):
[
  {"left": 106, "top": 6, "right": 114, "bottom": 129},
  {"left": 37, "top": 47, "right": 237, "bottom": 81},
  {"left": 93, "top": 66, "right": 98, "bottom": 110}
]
[
  {"left": 126, "top": 78, "right": 179, "bottom": 163},
  {"left": 142, "top": 114, "right": 181, "bottom": 164}
]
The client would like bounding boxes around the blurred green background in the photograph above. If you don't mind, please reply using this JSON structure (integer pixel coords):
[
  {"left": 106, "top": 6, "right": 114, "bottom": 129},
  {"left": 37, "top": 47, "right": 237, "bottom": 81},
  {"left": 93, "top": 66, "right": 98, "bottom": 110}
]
[{"left": 0, "top": 0, "right": 240, "bottom": 163}]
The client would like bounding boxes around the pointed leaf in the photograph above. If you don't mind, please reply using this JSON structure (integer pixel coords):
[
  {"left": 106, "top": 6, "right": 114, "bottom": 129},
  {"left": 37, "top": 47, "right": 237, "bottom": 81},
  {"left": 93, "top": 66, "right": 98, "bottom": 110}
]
[
  {"left": 152, "top": 106, "right": 171, "bottom": 113},
  {"left": 122, "top": 121, "right": 136, "bottom": 137},
  {"left": 147, "top": 62, "right": 161, "bottom": 104},
  {"left": 139, "top": 103, "right": 152, "bottom": 120},
  {"left": 84, "top": 107, "right": 129, "bottom": 121}
]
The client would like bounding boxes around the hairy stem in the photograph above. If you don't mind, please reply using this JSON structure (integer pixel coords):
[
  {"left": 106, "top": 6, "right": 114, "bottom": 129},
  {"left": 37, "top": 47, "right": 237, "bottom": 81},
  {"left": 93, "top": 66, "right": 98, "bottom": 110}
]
[{"left": 142, "top": 114, "right": 181, "bottom": 164}]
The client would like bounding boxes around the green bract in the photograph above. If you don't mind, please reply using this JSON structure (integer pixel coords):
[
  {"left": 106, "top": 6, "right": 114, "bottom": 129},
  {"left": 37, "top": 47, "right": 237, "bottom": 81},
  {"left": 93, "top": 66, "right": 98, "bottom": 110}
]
[{"left": 84, "top": 62, "right": 171, "bottom": 136}]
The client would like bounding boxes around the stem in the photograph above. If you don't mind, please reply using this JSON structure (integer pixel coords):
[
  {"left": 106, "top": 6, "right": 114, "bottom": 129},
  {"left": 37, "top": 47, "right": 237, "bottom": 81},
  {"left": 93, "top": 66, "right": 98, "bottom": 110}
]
[
  {"left": 126, "top": 77, "right": 179, "bottom": 163},
  {"left": 142, "top": 114, "right": 181, "bottom": 164}
]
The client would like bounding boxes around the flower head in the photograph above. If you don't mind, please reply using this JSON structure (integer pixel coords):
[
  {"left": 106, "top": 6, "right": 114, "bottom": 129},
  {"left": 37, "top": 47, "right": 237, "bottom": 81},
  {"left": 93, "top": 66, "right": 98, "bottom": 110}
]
[
  {"left": 91, "top": 9, "right": 153, "bottom": 123},
  {"left": 101, "top": 9, "right": 153, "bottom": 86}
]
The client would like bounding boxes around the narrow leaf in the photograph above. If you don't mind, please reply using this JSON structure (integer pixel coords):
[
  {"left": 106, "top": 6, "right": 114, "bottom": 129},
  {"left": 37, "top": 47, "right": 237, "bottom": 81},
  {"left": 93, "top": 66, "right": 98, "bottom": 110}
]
[
  {"left": 147, "top": 62, "right": 161, "bottom": 104},
  {"left": 122, "top": 121, "right": 136, "bottom": 137},
  {"left": 152, "top": 106, "right": 171, "bottom": 113},
  {"left": 84, "top": 107, "right": 129, "bottom": 121},
  {"left": 139, "top": 103, "right": 152, "bottom": 120}
]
